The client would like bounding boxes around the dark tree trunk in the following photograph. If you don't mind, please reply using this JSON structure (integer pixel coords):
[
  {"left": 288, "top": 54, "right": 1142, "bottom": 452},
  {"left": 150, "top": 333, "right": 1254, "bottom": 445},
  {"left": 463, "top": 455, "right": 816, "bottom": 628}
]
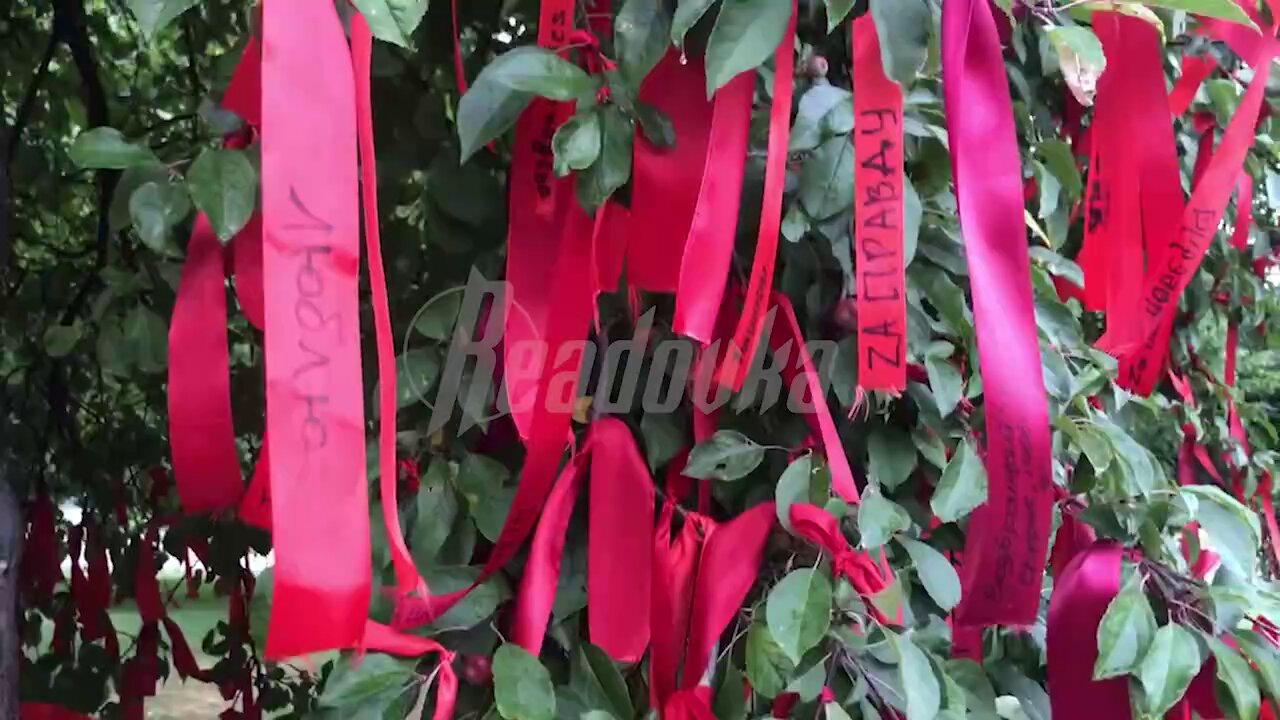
[{"left": 0, "top": 480, "right": 21, "bottom": 720}]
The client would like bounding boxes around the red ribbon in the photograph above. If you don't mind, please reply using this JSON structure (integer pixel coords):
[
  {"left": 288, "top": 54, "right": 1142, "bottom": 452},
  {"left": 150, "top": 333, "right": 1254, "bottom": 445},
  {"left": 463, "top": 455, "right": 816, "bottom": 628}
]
[
  {"left": 512, "top": 418, "right": 655, "bottom": 660},
  {"left": 351, "top": 9, "right": 427, "bottom": 610},
  {"left": 718, "top": 0, "right": 798, "bottom": 389},
  {"left": 788, "top": 503, "right": 892, "bottom": 621},
  {"left": 768, "top": 293, "right": 860, "bottom": 503},
  {"left": 1117, "top": 18, "right": 1277, "bottom": 394},
  {"left": 850, "top": 14, "right": 907, "bottom": 392},
  {"left": 672, "top": 74, "right": 753, "bottom": 343},
  {"left": 941, "top": 0, "right": 1054, "bottom": 626},
  {"left": 394, "top": 0, "right": 607, "bottom": 628},
  {"left": 21, "top": 489, "right": 60, "bottom": 605},
  {"left": 1046, "top": 542, "right": 1130, "bottom": 719},
  {"left": 168, "top": 38, "right": 264, "bottom": 516},
  {"left": 261, "top": 0, "right": 369, "bottom": 657},
  {"left": 627, "top": 51, "right": 715, "bottom": 294}
]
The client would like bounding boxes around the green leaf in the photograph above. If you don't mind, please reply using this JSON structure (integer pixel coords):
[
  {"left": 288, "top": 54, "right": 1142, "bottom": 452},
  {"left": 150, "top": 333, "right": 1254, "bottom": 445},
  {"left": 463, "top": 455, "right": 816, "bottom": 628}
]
[
  {"left": 705, "top": 0, "right": 793, "bottom": 95},
  {"left": 888, "top": 631, "right": 941, "bottom": 720},
  {"left": 641, "top": 412, "right": 684, "bottom": 471},
  {"left": 494, "top": 644, "right": 556, "bottom": 720},
  {"left": 457, "top": 453, "right": 513, "bottom": 542},
  {"left": 1136, "top": 624, "right": 1201, "bottom": 716},
  {"left": 186, "top": 148, "right": 257, "bottom": 243},
  {"left": 766, "top": 568, "right": 833, "bottom": 663},
  {"left": 1093, "top": 575, "right": 1157, "bottom": 679},
  {"left": 825, "top": 702, "right": 855, "bottom": 720},
  {"left": 383, "top": 348, "right": 440, "bottom": 412},
  {"left": 946, "top": 658, "right": 998, "bottom": 718},
  {"left": 1183, "top": 485, "right": 1261, "bottom": 579},
  {"left": 777, "top": 455, "right": 828, "bottom": 530},
  {"left": 43, "top": 323, "right": 83, "bottom": 358},
  {"left": 352, "top": 0, "right": 429, "bottom": 47},
  {"left": 673, "top": 0, "right": 717, "bottom": 48},
  {"left": 96, "top": 319, "right": 131, "bottom": 376},
  {"left": 800, "top": 136, "right": 855, "bottom": 219},
  {"left": 870, "top": 0, "right": 930, "bottom": 86},
  {"left": 1046, "top": 26, "right": 1106, "bottom": 106},
  {"left": 685, "top": 429, "right": 766, "bottom": 481},
  {"left": 1037, "top": 140, "right": 1083, "bottom": 203},
  {"left": 826, "top": 0, "right": 858, "bottom": 31},
  {"left": 790, "top": 85, "right": 851, "bottom": 152},
  {"left": 903, "top": 176, "right": 922, "bottom": 266},
  {"left": 898, "top": 537, "right": 961, "bottom": 612},
  {"left": 1210, "top": 636, "right": 1261, "bottom": 720},
  {"left": 125, "top": 305, "right": 168, "bottom": 373},
  {"left": 422, "top": 566, "right": 509, "bottom": 631},
  {"left": 126, "top": 0, "right": 199, "bottom": 40},
  {"left": 457, "top": 75, "right": 534, "bottom": 161},
  {"left": 1115, "top": 0, "right": 1255, "bottom": 28},
  {"left": 110, "top": 163, "right": 172, "bottom": 231},
  {"left": 1235, "top": 630, "right": 1280, "bottom": 703},
  {"left": 714, "top": 662, "right": 748, "bottom": 720},
  {"left": 635, "top": 101, "right": 676, "bottom": 149},
  {"left": 931, "top": 439, "right": 988, "bottom": 523},
  {"left": 924, "top": 356, "right": 962, "bottom": 418},
  {"left": 411, "top": 461, "right": 457, "bottom": 565},
  {"left": 858, "top": 491, "right": 911, "bottom": 549},
  {"left": 490, "top": 46, "right": 595, "bottom": 100},
  {"left": 616, "top": 0, "right": 670, "bottom": 89},
  {"left": 745, "top": 622, "right": 796, "bottom": 698},
  {"left": 552, "top": 110, "right": 602, "bottom": 176},
  {"left": 129, "top": 180, "right": 190, "bottom": 253},
  {"left": 575, "top": 105, "right": 633, "bottom": 212},
  {"left": 868, "top": 426, "right": 918, "bottom": 489},
  {"left": 69, "top": 128, "right": 158, "bottom": 170},
  {"left": 319, "top": 653, "right": 414, "bottom": 708},
  {"left": 567, "top": 644, "right": 633, "bottom": 720}
]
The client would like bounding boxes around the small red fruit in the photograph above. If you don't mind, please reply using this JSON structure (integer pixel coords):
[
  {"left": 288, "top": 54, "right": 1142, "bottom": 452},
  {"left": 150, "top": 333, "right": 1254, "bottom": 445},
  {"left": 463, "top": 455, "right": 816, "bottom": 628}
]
[
  {"left": 832, "top": 297, "right": 858, "bottom": 332},
  {"left": 461, "top": 654, "right": 493, "bottom": 686}
]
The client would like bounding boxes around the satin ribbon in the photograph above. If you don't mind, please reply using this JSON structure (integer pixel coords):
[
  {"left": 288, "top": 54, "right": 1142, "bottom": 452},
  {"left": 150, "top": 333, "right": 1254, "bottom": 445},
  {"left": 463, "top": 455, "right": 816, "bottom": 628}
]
[
  {"left": 261, "top": 0, "right": 369, "bottom": 657},
  {"left": 394, "top": 0, "right": 601, "bottom": 627},
  {"left": 850, "top": 14, "right": 907, "bottom": 391},
  {"left": 718, "top": 0, "right": 798, "bottom": 389},
  {"left": 788, "top": 503, "right": 892, "bottom": 621},
  {"left": 352, "top": 11, "right": 429, "bottom": 613},
  {"left": 501, "top": 0, "right": 579, "bottom": 439},
  {"left": 1088, "top": 14, "right": 1160, "bottom": 352},
  {"left": 672, "top": 74, "right": 753, "bottom": 342},
  {"left": 167, "top": 37, "right": 263, "bottom": 515},
  {"left": 648, "top": 447, "right": 776, "bottom": 711},
  {"left": 767, "top": 293, "right": 860, "bottom": 504},
  {"left": 941, "top": 0, "right": 1054, "bottom": 626},
  {"left": 1046, "top": 542, "right": 1130, "bottom": 720},
  {"left": 21, "top": 489, "right": 59, "bottom": 605},
  {"left": 511, "top": 418, "right": 654, "bottom": 660},
  {"left": 627, "top": 51, "right": 715, "bottom": 293},
  {"left": 1117, "top": 17, "right": 1277, "bottom": 394}
]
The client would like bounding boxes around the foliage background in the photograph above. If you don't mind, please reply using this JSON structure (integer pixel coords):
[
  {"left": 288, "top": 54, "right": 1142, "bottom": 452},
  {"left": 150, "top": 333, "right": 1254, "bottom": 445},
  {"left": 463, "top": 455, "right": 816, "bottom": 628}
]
[{"left": 5, "top": 0, "right": 1280, "bottom": 718}]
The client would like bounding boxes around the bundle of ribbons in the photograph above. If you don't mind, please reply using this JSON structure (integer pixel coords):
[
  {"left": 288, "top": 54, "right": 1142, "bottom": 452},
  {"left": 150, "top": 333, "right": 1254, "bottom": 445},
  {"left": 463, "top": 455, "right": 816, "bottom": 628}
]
[
  {"left": 134, "top": 0, "right": 1280, "bottom": 719},
  {"left": 1047, "top": 0, "right": 1280, "bottom": 717}
]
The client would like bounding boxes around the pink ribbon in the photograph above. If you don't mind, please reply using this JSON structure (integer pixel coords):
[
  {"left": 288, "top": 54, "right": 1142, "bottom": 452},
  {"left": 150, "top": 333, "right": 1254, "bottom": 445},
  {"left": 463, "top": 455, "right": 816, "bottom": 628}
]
[{"left": 941, "top": 0, "right": 1054, "bottom": 626}]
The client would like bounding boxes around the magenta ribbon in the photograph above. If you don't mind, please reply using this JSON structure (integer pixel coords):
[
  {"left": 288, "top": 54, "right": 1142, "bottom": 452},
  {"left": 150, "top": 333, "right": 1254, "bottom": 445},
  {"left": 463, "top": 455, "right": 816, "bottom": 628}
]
[
  {"left": 941, "top": 0, "right": 1054, "bottom": 626},
  {"left": 1046, "top": 542, "right": 1130, "bottom": 720}
]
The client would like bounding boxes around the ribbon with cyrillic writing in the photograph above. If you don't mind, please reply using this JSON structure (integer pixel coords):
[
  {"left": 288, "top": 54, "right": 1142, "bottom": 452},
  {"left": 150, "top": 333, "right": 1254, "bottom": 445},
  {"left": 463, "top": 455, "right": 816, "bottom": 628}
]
[
  {"left": 941, "top": 0, "right": 1054, "bottom": 625},
  {"left": 850, "top": 13, "right": 906, "bottom": 392},
  {"left": 1116, "top": 14, "right": 1278, "bottom": 394},
  {"left": 261, "top": 0, "right": 369, "bottom": 658},
  {"left": 718, "top": 0, "right": 798, "bottom": 389}
]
